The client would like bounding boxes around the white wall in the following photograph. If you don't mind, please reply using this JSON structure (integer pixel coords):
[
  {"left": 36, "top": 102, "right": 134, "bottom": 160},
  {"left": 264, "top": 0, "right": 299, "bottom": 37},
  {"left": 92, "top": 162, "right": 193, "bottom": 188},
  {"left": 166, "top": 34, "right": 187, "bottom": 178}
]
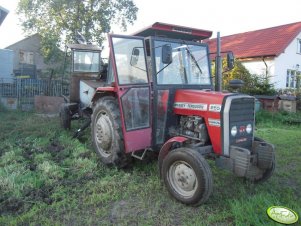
[
  {"left": 238, "top": 31, "right": 301, "bottom": 89},
  {"left": 274, "top": 31, "right": 301, "bottom": 89},
  {"left": 242, "top": 59, "right": 275, "bottom": 80}
]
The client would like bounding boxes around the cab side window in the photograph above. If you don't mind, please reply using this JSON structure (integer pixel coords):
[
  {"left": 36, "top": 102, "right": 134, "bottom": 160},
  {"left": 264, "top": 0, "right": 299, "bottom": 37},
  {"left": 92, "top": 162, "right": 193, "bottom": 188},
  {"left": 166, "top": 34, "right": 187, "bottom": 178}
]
[{"left": 112, "top": 37, "right": 148, "bottom": 85}]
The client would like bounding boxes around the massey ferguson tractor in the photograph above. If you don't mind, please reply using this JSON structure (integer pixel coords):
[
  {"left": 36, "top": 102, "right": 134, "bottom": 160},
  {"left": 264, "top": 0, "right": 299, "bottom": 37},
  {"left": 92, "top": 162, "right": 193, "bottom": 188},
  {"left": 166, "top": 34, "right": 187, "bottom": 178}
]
[{"left": 60, "top": 22, "right": 275, "bottom": 206}]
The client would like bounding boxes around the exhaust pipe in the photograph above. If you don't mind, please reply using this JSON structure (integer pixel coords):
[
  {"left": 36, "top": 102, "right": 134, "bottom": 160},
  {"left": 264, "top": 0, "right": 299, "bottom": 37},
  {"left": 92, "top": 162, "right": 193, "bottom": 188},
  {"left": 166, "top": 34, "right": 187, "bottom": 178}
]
[{"left": 215, "top": 32, "right": 222, "bottom": 92}]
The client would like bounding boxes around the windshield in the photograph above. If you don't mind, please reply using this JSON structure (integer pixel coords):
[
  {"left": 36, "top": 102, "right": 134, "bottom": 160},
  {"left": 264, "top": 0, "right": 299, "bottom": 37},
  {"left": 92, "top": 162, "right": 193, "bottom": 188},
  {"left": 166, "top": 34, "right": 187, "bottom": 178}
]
[
  {"left": 73, "top": 51, "right": 100, "bottom": 73},
  {"left": 154, "top": 40, "right": 211, "bottom": 85}
]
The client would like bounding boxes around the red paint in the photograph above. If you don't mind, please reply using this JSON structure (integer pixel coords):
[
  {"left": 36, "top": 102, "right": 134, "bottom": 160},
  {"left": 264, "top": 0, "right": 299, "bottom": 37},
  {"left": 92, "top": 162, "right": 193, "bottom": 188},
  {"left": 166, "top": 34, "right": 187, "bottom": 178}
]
[
  {"left": 123, "top": 128, "right": 152, "bottom": 153},
  {"left": 132, "top": 22, "right": 212, "bottom": 40},
  {"left": 160, "top": 136, "right": 188, "bottom": 154},
  {"left": 95, "top": 87, "right": 116, "bottom": 92},
  {"left": 108, "top": 34, "right": 152, "bottom": 153},
  {"left": 174, "top": 89, "right": 232, "bottom": 155},
  {"left": 158, "top": 136, "right": 188, "bottom": 171},
  {"left": 152, "top": 22, "right": 212, "bottom": 39},
  {"left": 92, "top": 86, "right": 117, "bottom": 102},
  {"left": 161, "top": 90, "right": 169, "bottom": 111}
]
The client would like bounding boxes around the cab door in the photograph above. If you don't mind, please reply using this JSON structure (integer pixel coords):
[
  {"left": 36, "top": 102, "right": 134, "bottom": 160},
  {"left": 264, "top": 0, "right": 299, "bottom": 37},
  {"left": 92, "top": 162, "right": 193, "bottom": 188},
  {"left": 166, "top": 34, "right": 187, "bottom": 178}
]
[{"left": 108, "top": 35, "right": 152, "bottom": 153}]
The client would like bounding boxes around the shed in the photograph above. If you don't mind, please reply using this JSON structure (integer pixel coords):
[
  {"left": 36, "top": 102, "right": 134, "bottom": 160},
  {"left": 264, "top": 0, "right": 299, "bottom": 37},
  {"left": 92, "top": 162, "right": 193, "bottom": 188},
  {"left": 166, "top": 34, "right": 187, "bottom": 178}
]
[
  {"left": 254, "top": 95, "right": 280, "bottom": 112},
  {"left": 278, "top": 95, "right": 297, "bottom": 113}
]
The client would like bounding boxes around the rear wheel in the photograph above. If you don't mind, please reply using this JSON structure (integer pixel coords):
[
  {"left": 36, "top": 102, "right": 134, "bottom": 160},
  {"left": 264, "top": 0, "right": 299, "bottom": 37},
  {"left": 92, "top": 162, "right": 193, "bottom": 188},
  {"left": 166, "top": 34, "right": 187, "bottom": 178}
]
[
  {"left": 162, "top": 148, "right": 213, "bottom": 206},
  {"left": 91, "top": 97, "right": 130, "bottom": 168}
]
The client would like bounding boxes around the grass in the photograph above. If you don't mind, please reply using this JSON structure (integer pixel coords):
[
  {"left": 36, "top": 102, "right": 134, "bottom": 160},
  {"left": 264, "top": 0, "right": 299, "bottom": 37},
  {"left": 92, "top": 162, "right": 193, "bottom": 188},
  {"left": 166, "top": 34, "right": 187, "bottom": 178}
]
[{"left": 0, "top": 110, "right": 300, "bottom": 225}]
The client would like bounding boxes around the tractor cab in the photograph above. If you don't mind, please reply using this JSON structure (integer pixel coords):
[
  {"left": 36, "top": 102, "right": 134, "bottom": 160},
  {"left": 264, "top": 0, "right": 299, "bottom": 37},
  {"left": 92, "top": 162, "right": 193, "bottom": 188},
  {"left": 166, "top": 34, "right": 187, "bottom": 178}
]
[
  {"left": 60, "top": 43, "right": 107, "bottom": 129},
  {"left": 60, "top": 22, "right": 275, "bottom": 206},
  {"left": 66, "top": 43, "right": 104, "bottom": 104},
  {"left": 105, "top": 23, "right": 215, "bottom": 149}
]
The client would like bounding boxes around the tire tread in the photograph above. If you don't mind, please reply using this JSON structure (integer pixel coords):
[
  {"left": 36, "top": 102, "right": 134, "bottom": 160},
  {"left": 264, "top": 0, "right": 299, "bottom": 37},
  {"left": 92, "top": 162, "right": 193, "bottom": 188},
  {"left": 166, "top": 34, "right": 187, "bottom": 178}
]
[
  {"left": 162, "top": 147, "right": 213, "bottom": 206},
  {"left": 92, "top": 97, "right": 130, "bottom": 168}
]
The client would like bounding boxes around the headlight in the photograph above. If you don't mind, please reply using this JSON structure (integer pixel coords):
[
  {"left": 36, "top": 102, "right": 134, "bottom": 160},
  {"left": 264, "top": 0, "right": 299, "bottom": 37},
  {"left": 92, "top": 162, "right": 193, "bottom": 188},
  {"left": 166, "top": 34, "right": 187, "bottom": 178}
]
[
  {"left": 231, "top": 126, "right": 237, "bottom": 136},
  {"left": 246, "top": 124, "right": 252, "bottom": 134}
]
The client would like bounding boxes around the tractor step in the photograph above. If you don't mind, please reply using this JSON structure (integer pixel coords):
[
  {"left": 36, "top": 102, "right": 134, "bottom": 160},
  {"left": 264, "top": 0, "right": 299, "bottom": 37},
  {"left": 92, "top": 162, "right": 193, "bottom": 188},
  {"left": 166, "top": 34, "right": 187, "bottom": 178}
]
[{"left": 131, "top": 148, "right": 152, "bottom": 160}]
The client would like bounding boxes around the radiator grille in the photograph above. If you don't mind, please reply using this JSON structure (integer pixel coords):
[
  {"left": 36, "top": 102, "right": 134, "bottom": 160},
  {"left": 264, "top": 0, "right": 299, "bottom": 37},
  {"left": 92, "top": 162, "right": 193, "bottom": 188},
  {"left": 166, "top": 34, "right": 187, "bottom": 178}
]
[{"left": 228, "top": 97, "right": 255, "bottom": 149}]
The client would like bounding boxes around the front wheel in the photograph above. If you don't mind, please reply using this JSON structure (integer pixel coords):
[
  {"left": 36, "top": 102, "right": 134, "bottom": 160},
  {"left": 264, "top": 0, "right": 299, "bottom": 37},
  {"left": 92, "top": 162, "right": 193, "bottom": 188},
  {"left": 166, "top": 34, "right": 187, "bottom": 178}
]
[{"left": 161, "top": 148, "right": 213, "bottom": 206}]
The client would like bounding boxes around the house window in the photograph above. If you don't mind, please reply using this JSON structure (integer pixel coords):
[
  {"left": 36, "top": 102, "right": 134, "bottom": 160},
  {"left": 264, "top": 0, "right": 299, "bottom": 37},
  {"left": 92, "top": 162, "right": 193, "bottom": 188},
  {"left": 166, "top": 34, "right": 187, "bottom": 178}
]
[
  {"left": 297, "top": 39, "right": 301, "bottom": 54},
  {"left": 290, "top": 73, "right": 295, "bottom": 88},
  {"left": 286, "top": 70, "right": 290, "bottom": 87},
  {"left": 19, "top": 51, "right": 34, "bottom": 64},
  {"left": 286, "top": 69, "right": 298, "bottom": 88}
]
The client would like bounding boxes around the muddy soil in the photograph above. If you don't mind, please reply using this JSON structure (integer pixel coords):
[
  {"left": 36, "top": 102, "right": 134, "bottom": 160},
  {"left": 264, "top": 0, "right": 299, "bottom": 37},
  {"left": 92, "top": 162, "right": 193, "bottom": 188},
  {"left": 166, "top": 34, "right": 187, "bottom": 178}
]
[{"left": 0, "top": 197, "right": 24, "bottom": 216}]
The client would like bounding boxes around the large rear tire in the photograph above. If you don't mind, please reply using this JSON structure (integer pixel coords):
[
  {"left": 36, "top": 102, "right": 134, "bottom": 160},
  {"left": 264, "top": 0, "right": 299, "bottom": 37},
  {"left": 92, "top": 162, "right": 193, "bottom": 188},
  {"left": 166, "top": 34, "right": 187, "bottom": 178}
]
[
  {"left": 91, "top": 97, "right": 130, "bottom": 168},
  {"left": 162, "top": 148, "right": 213, "bottom": 206}
]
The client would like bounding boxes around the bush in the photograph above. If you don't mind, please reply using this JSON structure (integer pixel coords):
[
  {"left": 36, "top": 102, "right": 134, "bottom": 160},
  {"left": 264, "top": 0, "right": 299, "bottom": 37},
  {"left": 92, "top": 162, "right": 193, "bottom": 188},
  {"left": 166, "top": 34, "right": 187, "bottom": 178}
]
[
  {"left": 256, "top": 110, "right": 301, "bottom": 125},
  {"left": 216, "top": 59, "right": 276, "bottom": 95},
  {"left": 246, "top": 75, "right": 277, "bottom": 95}
]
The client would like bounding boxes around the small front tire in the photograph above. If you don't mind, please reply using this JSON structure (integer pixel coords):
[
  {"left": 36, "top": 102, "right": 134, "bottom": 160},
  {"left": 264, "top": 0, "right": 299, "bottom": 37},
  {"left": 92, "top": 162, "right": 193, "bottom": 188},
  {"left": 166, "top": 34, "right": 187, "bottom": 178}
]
[{"left": 162, "top": 148, "right": 213, "bottom": 206}]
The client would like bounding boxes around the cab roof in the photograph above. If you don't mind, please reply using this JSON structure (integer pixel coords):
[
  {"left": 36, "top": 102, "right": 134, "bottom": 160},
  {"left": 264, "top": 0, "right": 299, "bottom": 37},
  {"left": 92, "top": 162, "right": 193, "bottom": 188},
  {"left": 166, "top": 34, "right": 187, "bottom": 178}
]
[
  {"left": 132, "top": 22, "right": 212, "bottom": 41},
  {"left": 67, "top": 43, "right": 102, "bottom": 51}
]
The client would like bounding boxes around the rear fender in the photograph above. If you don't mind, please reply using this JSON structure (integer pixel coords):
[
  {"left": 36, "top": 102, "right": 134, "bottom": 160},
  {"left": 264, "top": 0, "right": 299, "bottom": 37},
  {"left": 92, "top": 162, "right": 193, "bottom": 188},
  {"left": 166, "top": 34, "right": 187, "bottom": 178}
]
[
  {"left": 91, "top": 87, "right": 116, "bottom": 105},
  {"left": 158, "top": 136, "right": 188, "bottom": 176}
]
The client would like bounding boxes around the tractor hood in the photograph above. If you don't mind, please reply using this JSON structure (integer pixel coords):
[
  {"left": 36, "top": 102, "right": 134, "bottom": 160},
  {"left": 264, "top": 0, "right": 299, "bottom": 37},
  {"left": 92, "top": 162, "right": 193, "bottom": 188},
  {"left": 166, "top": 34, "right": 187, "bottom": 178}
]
[
  {"left": 173, "top": 89, "right": 231, "bottom": 115},
  {"left": 173, "top": 89, "right": 233, "bottom": 154}
]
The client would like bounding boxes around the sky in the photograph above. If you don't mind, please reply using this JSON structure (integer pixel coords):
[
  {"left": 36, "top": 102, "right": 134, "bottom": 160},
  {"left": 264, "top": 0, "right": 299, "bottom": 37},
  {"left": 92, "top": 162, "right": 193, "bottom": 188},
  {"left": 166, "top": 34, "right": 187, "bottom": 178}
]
[{"left": 1, "top": 0, "right": 301, "bottom": 50}]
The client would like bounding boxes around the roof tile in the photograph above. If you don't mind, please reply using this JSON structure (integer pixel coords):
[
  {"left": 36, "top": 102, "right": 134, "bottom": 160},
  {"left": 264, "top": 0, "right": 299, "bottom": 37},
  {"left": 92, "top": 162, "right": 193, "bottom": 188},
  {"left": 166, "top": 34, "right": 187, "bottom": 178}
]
[{"left": 206, "top": 22, "right": 301, "bottom": 59}]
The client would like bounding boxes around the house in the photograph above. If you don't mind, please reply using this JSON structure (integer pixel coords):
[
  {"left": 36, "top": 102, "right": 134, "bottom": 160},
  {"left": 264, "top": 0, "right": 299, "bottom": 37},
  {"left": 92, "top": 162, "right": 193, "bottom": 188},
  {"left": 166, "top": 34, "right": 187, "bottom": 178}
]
[
  {"left": 207, "top": 22, "right": 301, "bottom": 89},
  {"left": 5, "top": 34, "right": 56, "bottom": 78}
]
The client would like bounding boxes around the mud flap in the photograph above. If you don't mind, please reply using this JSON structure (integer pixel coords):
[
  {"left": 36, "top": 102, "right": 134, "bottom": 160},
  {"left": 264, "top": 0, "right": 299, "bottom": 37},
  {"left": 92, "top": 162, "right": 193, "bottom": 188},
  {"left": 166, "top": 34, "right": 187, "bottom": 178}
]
[{"left": 158, "top": 136, "right": 188, "bottom": 178}]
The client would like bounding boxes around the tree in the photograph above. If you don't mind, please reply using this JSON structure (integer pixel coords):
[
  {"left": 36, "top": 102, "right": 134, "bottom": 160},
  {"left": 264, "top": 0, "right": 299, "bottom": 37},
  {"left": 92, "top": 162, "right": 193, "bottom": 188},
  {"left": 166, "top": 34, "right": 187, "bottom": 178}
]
[
  {"left": 212, "top": 59, "right": 276, "bottom": 95},
  {"left": 212, "top": 59, "right": 254, "bottom": 92},
  {"left": 17, "top": 0, "right": 138, "bottom": 63},
  {"left": 222, "top": 59, "right": 254, "bottom": 92}
]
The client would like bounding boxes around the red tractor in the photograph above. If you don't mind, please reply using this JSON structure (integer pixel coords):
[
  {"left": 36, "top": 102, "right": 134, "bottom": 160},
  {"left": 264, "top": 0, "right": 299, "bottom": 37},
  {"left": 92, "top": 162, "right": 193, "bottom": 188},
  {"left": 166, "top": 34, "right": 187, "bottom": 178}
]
[{"left": 60, "top": 22, "right": 275, "bottom": 205}]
